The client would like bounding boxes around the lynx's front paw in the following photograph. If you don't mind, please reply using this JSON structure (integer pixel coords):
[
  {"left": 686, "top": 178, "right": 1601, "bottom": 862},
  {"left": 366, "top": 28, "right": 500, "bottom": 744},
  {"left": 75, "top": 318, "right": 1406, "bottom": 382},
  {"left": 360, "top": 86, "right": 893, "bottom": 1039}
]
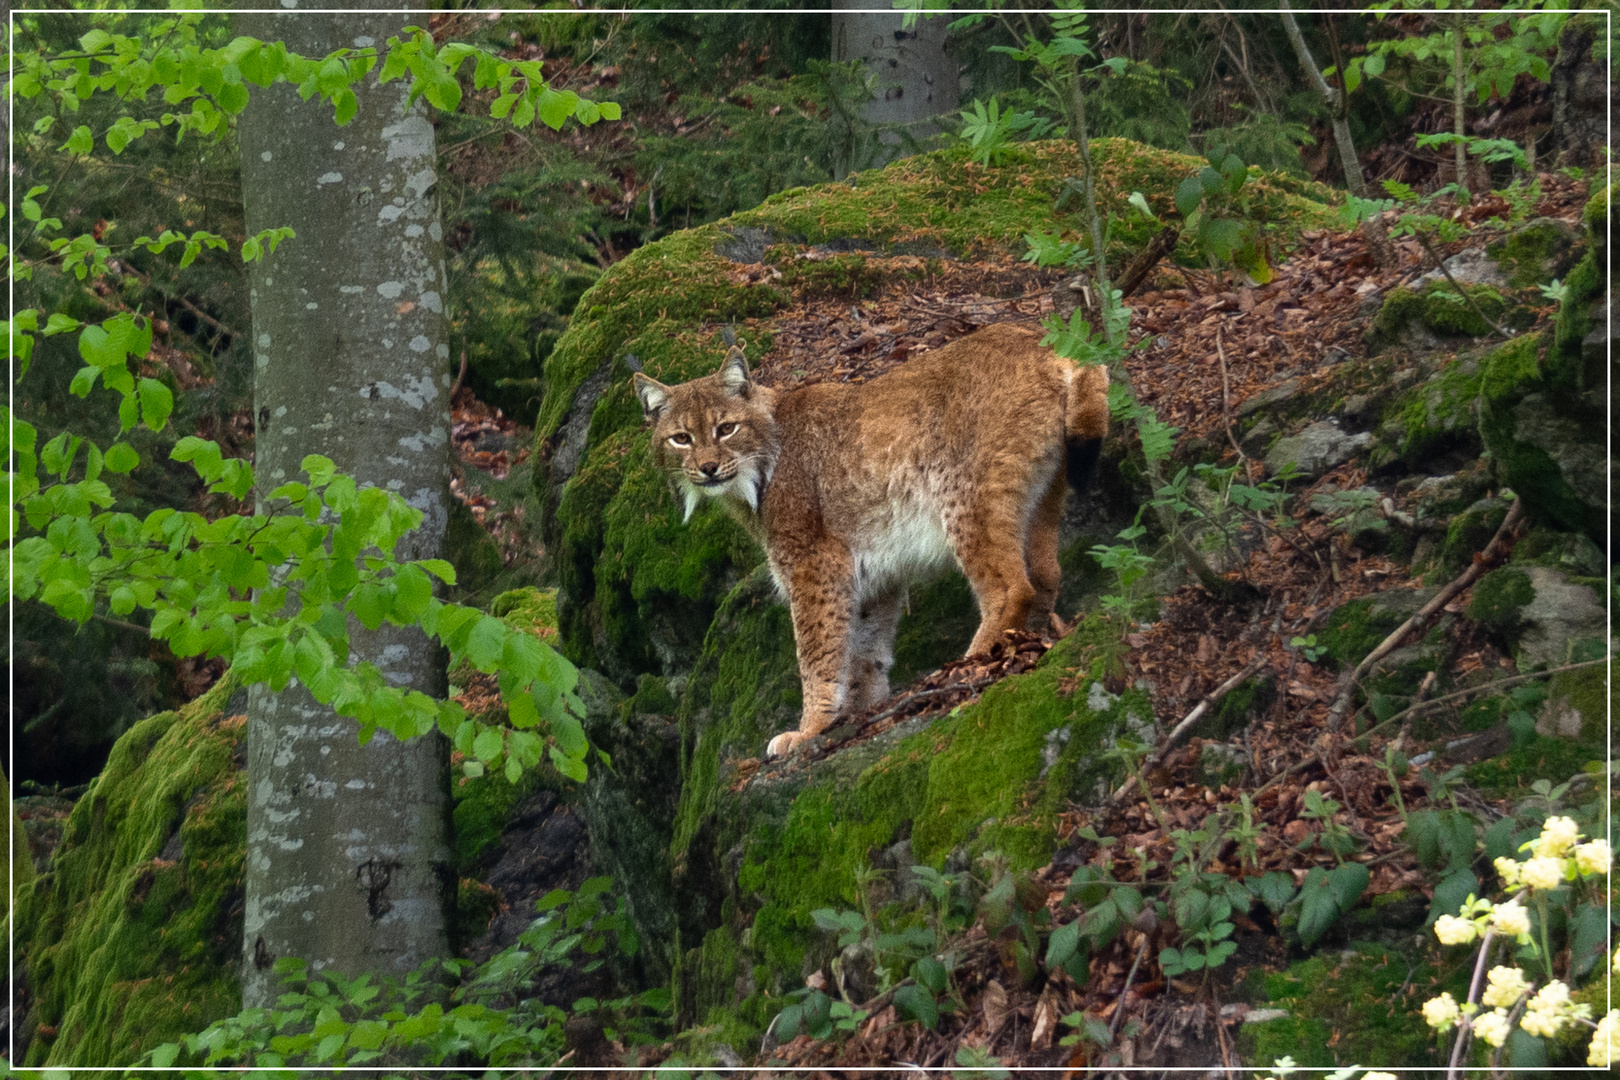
[{"left": 766, "top": 729, "right": 814, "bottom": 758}]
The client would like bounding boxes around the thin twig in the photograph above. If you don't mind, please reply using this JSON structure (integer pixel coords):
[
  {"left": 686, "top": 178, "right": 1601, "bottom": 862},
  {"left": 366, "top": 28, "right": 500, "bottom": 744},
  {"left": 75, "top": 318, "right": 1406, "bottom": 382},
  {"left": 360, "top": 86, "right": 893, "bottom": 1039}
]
[
  {"left": 1253, "top": 659, "right": 1607, "bottom": 801},
  {"left": 1327, "top": 497, "right": 1523, "bottom": 728},
  {"left": 1215, "top": 327, "right": 1246, "bottom": 465},
  {"left": 1162, "top": 655, "right": 1269, "bottom": 753},
  {"left": 1109, "top": 936, "right": 1150, "bottom": 1037},
  {"left": 93, "top": 612, "right": 151, "bottom": 636},
  {"left": 1449, "top": 927, "right": 1499, "bottom": 1078},
  {"left": 1415, "top": 232, "right": 1513, "bottom": 340}
]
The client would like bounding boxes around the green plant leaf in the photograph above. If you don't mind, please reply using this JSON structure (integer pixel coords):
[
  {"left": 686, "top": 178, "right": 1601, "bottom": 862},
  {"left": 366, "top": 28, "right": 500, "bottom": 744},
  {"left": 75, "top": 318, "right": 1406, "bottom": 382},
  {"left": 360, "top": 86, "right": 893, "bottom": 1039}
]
[{"left": 893, "top": 983, "right": 939, "bottom": 1029}]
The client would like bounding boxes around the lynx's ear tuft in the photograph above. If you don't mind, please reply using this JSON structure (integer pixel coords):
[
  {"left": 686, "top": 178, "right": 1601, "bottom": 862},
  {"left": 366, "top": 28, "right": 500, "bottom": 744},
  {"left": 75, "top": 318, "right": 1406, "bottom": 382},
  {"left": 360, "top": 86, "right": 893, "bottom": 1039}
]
[
  {"left": 633, "top": 372, "right": 670, "bottom": 420},
  {"left": 717, "top": 347, "right": 751, "bottom": 397}
]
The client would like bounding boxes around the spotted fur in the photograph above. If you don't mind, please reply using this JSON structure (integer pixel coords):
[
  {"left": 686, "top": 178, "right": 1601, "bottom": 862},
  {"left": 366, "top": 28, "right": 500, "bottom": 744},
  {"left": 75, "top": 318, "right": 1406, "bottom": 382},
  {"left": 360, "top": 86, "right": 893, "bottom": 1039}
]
[{"left": 634, "top": 324, "right": 1108, "bottom": 757}]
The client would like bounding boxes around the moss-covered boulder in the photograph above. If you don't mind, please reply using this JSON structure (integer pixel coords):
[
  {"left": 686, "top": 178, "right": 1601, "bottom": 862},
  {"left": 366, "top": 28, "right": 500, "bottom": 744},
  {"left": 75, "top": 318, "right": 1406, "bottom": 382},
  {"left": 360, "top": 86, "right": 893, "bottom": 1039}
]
[
  {"left": 664, "top": 580, "right": 1146, "bottom": 1033},
  {"left": 1486, "top": 216, "right": 1581, "bottom": 289},
  {"left": 17, "top": 674, "right": 247, "bottom": 1066},
  {"left": 535, "top": 139, "right": 1337, "bottom": 687}
]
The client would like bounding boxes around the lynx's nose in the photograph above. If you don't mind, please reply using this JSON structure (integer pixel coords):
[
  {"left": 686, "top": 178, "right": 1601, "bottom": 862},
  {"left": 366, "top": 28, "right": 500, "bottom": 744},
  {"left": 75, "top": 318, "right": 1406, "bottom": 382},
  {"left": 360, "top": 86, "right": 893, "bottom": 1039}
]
[{"left": 698, "top": 460, "right": 721, "bottom": 479}]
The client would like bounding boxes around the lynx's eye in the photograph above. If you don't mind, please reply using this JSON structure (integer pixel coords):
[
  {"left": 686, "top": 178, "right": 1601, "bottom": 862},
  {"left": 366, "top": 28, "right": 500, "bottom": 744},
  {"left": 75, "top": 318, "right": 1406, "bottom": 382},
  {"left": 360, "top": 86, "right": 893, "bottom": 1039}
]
[
  {"left": 669, "top": 433, "right": 692, "bottom": 447},
  {"left": 715, "top": 422, "right": 739, "bottom": 438}
]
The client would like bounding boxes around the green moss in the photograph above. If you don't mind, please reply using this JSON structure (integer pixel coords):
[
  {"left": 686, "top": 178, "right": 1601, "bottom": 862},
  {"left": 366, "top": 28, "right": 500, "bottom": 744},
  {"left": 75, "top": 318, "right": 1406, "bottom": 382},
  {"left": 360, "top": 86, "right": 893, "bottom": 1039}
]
[
  {"left": 1393, "top": 357, "right": 1483, "bottom": 465},
  {"left": 1439, "top": 497, "right": 1509, "bottom": 578},
  {"left": 683, "top": 620, "right": 1139, "bottom": 995},
  {"left": 1580, "top": 179, "right": 1612, "bottom": 233},
  {"left": 445, "top": 494, "right": 508, "bottom": 602},
  {"left": 772, "top": 252, "right": 887, "bottom": 298},
  {"left": 1474, "top": 332, "right": 1601, "bottom": 538},
  {"left": 1466, "top": 567, "right": 1534, "bottom": 633},
  {"left": 1318, "top": 599, "right": 1380, "bottom": 668},
  {"left": 490, "top": 586, "right": 559, "bottom": 637},
  {"left": 889, "top": 573, "right": 978, "bottom": 688},
  {"left": 1241, "top": 943, "right": 1454, "bottom": 1068},
  {"left": 1553, "top": 249, "right": 1600, "bottom": 372},
  {"left": 18, "top": 674, "right": 246, "bottom": 1067},
  {"left": 1486, "top": 218, "right": 1577, "bottom": 289},
  {"left": 1465, "top": 735, "right": 1604, "bottom": 799}
]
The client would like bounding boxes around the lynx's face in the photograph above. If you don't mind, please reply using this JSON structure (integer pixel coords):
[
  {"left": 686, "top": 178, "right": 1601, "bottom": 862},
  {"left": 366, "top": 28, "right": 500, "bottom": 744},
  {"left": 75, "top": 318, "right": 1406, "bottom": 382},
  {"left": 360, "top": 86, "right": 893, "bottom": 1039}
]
[{"left": 634, "top": 346, "right": 778, "bottom": 521}]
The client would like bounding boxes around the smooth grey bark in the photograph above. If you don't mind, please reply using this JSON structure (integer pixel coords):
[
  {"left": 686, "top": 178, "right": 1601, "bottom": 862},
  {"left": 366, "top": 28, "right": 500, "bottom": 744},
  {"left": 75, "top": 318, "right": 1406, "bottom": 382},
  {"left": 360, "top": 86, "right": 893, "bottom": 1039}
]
[
  {"left": 236, "top": 5, "right": 453, "bottom": 1008},
  {"left": 1279, "top": 3, "right": 1367, "bottom": 198},
  {"left": 831, "top": 3, "right": 959, "bottom": 151}
]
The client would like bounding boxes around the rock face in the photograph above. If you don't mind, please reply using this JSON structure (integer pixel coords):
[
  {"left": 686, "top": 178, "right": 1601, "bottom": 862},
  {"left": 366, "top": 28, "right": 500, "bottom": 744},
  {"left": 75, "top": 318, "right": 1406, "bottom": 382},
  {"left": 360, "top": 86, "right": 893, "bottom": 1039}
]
[
  {"left": 533, "top": 139, "right": 1339, "bottom": 693},
  {"left": 1264, "top": 421, "right": 1374, "bottom": 479},
  {"left": 664, "top": 595, "right": 1148, "bottom": 1033},
  {"left": 16, "top": 676, "right": 248, "bottom": 1067}
]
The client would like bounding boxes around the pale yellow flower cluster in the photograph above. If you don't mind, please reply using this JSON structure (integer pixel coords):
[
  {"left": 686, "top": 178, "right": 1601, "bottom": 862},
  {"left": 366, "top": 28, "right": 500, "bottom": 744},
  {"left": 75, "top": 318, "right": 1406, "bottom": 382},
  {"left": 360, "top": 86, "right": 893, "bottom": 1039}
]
[
  {"left": 1433, "top": 913, "right": 1477, "bottom": 945},
  {"left": 1518, "top": 980, "right": 1588, "bottom": 1039},
  {"left": 1481, "top": 965, "right": 1531, "bottom": 1008},
  {"left": 1591, "top": 1010, "right": 1618, "bottom": 1068},
  {"left": 1574, "top": 838, "right": 1611, "bottom": 876},
  {"left": 1361, "top": 1073, "right": 1398, "bottom": 1080},
  {"left": 1498, "top": 817, "right": 1610, "bottom": 894},
  {"left": 1470, "top": 1008, "right": 1512, "bottom": 1048},
  {"left": 1532, "top": 815, "right": 1580, "bottom": 858},
  {"left": 1487, "top": 899, "right": 1530, "bottom": 938},
  {"left": 1422, "top": 992, "right": 1460, "bottom": 1030}
]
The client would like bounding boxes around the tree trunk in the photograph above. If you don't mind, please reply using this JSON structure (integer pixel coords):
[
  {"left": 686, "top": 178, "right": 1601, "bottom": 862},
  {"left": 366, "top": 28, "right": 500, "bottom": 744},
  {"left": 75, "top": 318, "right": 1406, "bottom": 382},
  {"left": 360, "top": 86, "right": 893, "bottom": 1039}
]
[
  {"left": 1279, "top": 3, "right": 1396, "bottom": 268},
  {"left": 831, "top": 3, "right": 959, "bottom": 157},
  {"left": 236, "top": 5, "right": 454, "bottom": 1009},
  {"left": 1549, "top": 16, "right": 1602, "bottom": 167},
  {"left": 1451, "top": 16, "right": 1469, "bottom": 195}
]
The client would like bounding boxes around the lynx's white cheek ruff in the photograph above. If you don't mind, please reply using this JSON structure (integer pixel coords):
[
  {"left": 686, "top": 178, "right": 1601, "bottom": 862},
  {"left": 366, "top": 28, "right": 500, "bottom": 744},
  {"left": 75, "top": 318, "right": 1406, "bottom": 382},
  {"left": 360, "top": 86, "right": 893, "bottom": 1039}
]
[{"left": 678, "top": 457, "right": 770, "bottom": 522}]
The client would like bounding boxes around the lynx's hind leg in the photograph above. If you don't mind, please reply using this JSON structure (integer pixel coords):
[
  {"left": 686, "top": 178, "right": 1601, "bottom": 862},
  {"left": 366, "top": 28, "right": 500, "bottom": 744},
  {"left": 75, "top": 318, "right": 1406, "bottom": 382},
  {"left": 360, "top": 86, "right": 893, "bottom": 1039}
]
[
  {"left": 846, "top": 584, "right": 903, "bottom": 713},
  {"left": 767, "top": 541, "right": 856, "bottom": 758},
  {"left": 1025, "top": 473, "right": 1067, "bottom": 632},
  {"left": 950, "top": 500, "right": 1039, "bottom": 658}
]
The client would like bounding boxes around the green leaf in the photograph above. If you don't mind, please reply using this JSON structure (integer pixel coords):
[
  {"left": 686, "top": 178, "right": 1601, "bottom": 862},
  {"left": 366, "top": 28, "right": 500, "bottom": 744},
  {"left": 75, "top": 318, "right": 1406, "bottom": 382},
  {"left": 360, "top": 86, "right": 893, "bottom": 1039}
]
[
  {"left": 424, "top": 71, "right": 462, "bottom": 113},
  {"left": 103, "top": 442, "right": 140, "bottom": 473},
  {"left": 535, "top": 87, "right": 577, "bottom": 130},
  {"left": 1044, "top": 918, "right": 1081, "bottom": 969},
  {"left": 1325, "top": 863, "right": 1369, "bottom": 911},
  {"left": 62, "top": 125, "right": 94, "bottom": 155},
  {"left": 598, "top": 100, "right": 621, "bottom": 121},
  {"left": 1174, "top": 175, "right": 1203, "bottom": 219},
  {"left": 472, "top": 727, "right": 503, "bottom": 763},
  {"left": 78, "top": 28, "right": 114, "bottom": 52},
  {"left": 333, "top": 88, "right": 358, "bottom": 126},
  {"left": 1200, "top": 218, "right": 1245, "bottom": 261},
  {"left": 138, "top": 378, "right": 173, "bottom": 431},
  {"left": 465, "top": 615, "right": 507, "bottom": 672},
  {"left": 892, "top": 983, "right": 939, "bottom": 1029},
  {"left": 913, "top": 956, "right": 948, "bottom": 995},
  {"left": 549, "top": 745, "right": 587, "bottom": 783},
  {"left": 418, "top": 558, "right": 457, "bottom": 584},
  {"left": 43, "top": 313, "right": 80, "bottom": 336}
]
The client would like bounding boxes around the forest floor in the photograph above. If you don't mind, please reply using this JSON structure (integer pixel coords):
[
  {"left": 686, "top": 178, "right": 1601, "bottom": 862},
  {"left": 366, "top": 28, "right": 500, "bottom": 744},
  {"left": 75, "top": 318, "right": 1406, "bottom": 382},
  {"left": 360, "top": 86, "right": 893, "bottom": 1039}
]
[{"left": 437, "top": 171, "right": 1601, "bottom": 1069}]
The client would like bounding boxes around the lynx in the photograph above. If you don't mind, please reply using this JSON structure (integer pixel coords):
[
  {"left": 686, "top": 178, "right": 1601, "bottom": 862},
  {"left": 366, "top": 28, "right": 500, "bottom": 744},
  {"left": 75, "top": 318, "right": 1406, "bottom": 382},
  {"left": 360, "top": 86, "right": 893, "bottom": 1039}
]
[{"left": 634, "top": 323, "right": 1109, "bottom": 757}]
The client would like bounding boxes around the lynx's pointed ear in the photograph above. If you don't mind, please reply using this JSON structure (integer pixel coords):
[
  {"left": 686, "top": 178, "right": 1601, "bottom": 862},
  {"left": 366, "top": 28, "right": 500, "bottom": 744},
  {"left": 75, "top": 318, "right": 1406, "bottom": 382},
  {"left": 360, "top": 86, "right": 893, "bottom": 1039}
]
[
  {"left": 634, "top": 372, "right": 671, "bottom": 420},
  {"left": 717, "top": 345, "right": 751, "bottom": 397}
]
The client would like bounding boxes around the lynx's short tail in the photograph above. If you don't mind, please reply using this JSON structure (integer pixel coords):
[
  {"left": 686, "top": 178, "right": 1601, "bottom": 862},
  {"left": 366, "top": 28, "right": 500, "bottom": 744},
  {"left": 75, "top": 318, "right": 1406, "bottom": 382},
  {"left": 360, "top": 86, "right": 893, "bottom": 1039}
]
[{"left": 1063, "top": 362, "right": 1110, "bottom": 494}]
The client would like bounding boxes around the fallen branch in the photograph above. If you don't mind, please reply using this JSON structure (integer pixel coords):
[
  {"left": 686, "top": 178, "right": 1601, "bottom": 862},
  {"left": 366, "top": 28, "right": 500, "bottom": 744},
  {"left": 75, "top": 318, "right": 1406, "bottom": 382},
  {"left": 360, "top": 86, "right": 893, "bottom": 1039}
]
[
  {"left": 1115, "top": 225, "right": 1181, "bottom": 300},
  {"left": 1415, "top": 232, "right": 1513, "bottom": 341},
  {"left": 1254, "top": 658, "right": 1606, "bottom": 800},
  {"left": 1327, "top": 497, "right": 1523, "bottom": 729},
  {"left": 1106, "top": 654, "right": 1268, "bottom": 804},
  {"left": 1109, "top": 935, "right": 1150, "bottom": 1037},
  {"left": 1162, "top": 655, "right": 1269, "bottom": 753}
]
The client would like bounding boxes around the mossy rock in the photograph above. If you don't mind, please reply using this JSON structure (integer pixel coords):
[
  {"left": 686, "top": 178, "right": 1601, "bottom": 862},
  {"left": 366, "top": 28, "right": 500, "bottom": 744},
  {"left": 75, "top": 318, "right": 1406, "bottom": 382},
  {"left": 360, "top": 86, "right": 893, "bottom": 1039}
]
[
  {"left": 1318, "top": 587, "right": 1440, "bottom": 670},
  {"left": 1239, "top": 942, "right": 1460, "bottom": 1068},
  {"left": 17, "top": 674, "right": 247, "bottom": 1067},
  {"left": 1368, "top": 281, "right": 1516, "bottom": 348},
  {"left": 1466, "top": 566, "right": 1535, "bottom": 639},
  {"left": 668, "top": 600, "right": 1144, "bottom": 1025},
  {"left": 1486, "top": 216, "right": 1580, "bottom": 289},
  {"left": 1438, "top": 496, "right": 1509, "bottom": 578},
  {"left": 536, "top": 139, "right": 1337, "bottom": 684},
  {"left": 1382, "top": 355, "right": 1484, "bottom": 468}
]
